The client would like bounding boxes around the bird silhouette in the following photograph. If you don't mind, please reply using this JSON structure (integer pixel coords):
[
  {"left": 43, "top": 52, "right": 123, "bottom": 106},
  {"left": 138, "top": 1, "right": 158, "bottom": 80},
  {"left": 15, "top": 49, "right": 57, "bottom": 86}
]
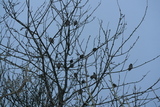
[
  {"left": 128, "top": 63, "right": 133, "bottom": 71},
  {"left": 57, "top": 63, "right": 61, "bottom": 69},
  {"left": 74, "top": 73, "right": 78, "bottom": 78},
  {"left": 49, "top": 37, "right": 54, "bottom": 43},
  {"left": 90, "top": 72, "right": 97, "bottom": 80},
  {"left": 74, "top": 20, "right": 78, "bottom": 26},
  {"left": 65, "top": 20, "right": 70, "bottom": 26},
  {"left": 112, "top": 83, "right": 117, "bottom": 88}
]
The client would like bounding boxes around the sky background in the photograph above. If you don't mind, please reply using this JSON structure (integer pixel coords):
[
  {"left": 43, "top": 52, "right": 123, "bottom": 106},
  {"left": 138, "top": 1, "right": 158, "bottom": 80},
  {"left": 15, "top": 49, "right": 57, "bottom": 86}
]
[
  {"left": 0, "top": 0, "right": 160, "bottom": 106},
  {"left": 92, "top": 0, "right": 160, "bottom": 83},
  {"left": 88, "top": 0, "right": 160, "bottom": 106}
]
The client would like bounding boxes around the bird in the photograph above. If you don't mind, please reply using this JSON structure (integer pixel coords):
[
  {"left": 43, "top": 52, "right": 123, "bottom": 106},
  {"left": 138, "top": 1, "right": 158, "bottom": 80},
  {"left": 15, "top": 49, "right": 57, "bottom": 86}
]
[
  {"left": 70, "top": 59, "right": 73, "bottom": 63},
  {"left": 74, "top": 20, "right": 78, "bottom": 26},
  {"left": 49, "top": 37, "right": 54, "bottom": 43},
  {"left": 74, "top": 73, "right": 78, "bottom": 78},
  {"left": 70, "top": 63, "right": 74, "bottom": 68},
  {"left": 80, "top": 54, "right": 84, "bottom": 59},
  {"left": 92, "top": 48, "right": 97, "bottom": 51},
  {"left": 78, "top": 89, "right": 83, "bottom": 95},
  {"left": 128, "top": 63, "right": 133, "bottom": 71},
  {"left": 81, "top": 79, "right": 86, "bottom": 84},
  {"left": 90, "top": 72, "right": 97, "bottom": 80},
  {"left": 112, "top": 83, "right": 117, "bottom": 88},
  {"left": 57, "top": 62, "right": 61, "bottom": 69},
  {"left": 65, "top": 20, "right": 70, "bottom": 26}
]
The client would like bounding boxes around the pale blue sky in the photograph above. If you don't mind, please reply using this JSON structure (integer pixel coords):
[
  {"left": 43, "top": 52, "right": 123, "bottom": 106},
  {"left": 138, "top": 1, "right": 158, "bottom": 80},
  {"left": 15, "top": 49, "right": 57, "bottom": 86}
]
[
  {"left": 89, "top": 0, "right": 160, "bottom": 106},
  {"left": 81, "top": 0, "right": 160, "bottom": 106},
  {"left": 85, "top": 0, "right": 160, "bottom": 83}
]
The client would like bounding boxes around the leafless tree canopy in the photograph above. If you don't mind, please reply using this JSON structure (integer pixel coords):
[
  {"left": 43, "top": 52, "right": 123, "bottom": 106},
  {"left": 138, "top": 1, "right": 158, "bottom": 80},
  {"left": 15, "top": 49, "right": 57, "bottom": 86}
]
[{"left": 0, "top": 0, "right": 160, "bottom": 107}]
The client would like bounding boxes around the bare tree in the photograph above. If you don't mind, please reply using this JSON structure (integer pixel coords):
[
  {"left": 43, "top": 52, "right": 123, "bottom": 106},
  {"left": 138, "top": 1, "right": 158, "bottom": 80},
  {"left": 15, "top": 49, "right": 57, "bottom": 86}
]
[{"left": 0, "top": 0, "right": 160, "bottom": 107}]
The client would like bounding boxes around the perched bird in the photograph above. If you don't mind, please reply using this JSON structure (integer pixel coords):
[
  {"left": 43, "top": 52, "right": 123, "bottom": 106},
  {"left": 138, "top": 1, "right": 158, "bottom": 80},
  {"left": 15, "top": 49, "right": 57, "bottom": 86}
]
[
  {"left": 38, "top": 74, "right": 44, "bottom": 78},
  {"left": 70, "top": 59, "right": 74, "bottom": 68},
  {"left": 112, "top": 83, "right": 117, "bottom": 88},
  {"left": 49, "top": 37, "right": 54, "bottom": 44},
  {"left": 57, "top": 62, "right": 61, "bottom": 69},
  {"left": 74, "top": 20, "right": 78, "bottom": 26},
  {"left": 80, "top": 54, "right": 84, "bottom": 59},
  {"left": 78, "top": 89, "right": 83, "bottom": 95},
  {"left": 90, "top": 72, "right": 97, "bottom": 80},
  {"left": 65, "top": 20, "right": 70, "bottom": 26},
  {"left": 128, "top": 63, "right": 133, "bottom": 71},
  {"left": 92, "top": 48, "right": 97, "bottom": 52},
  {"left": 70, "top": 63, "right": 74, "bottom": 68},
  {"left": 74, "top": 73, "right": 78, "bottom": 78},
  {"left": 70, "top": 59, "right": 73, "bottom": 63},
  {"left": 81, "top": 79, "right": 86, "bottom": 84}
]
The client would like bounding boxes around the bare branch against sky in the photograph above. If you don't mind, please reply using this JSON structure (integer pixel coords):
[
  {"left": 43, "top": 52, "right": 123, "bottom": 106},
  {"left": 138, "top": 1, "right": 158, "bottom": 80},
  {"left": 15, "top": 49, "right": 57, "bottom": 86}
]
[{"left": 0, "top": 0, "right": 160, "bottom": 106}]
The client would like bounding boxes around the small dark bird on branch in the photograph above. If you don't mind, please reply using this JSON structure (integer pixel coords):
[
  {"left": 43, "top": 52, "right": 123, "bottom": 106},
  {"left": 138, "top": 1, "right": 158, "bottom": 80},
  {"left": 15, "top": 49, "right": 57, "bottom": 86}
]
[
  {"left": 112, "top": 83, "right": 117, "bottom": 88},
  {"left": 81, "top": 79, "right": 86, "bottom": 84},
  {"left": 92, "top": 48, "right": 97, "bottom": 52},
  {"left": 80, "top": 54, "right": 84, "bottom": 59},
  {"left": 65, "top": 20, "right": 70, "bottom": 26},
  {"left": 70, "top": 63, "right": 74, "bottom": 68},
  {"left": 128, "top": 63, "right": 133, "bottom": 71},
  {"left": 74, "top": 20, "right": 78, "bottom": 26},
  {"left": 57, "top": 62, "right": 61, "bottom": 69},
  {"left": 90, "top": 72, "right": 97, "bottom": 80},
  {"left": 70, "top": 59, "right": 73, "bottom": 63},
  {"left": 49, "top": 37, "right": 54, "bottom": 44},
  {"left": 74, "top": 73, "right": 78, "bottom": 78},
  {"left": 78, "top": 89, "right": 83, "bottom": 95}
]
